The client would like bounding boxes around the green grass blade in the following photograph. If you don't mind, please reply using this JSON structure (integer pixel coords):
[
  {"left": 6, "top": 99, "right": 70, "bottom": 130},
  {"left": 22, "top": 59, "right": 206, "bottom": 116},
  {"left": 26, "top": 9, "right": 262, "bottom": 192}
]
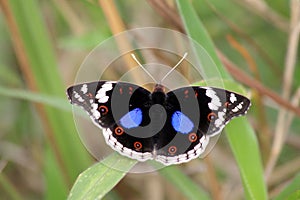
[
  {"left": 274, "top": 173, "right": 300, "bottom": 200},
  {"left": 68, "top": 153, "right": 136, "bottom": 200},
  {"left": 226, "top": 118, "right": 266, "bottom": 200},
  {"left": 176, "top": 0, "right": 267, "bottom": 199},
  {"left": 0, "top": 86, "right": 93, "bottom": 121},
  {"left": 0, "top": 173, "right": 23, "bottom": 200},
  {"left": 176, "top": 0, "right": 230, "bottom": 80},
  {"left": 157, "top": 164, "right": 210, "bottom": 200},
  {"left": 9, "top": 0, "right": 92, "bottom": 182},
  {"left": 0, "top": 86, "right": 70, "bottom": 112},
  {"left": 286, "top": 191, "right": 300, "bottom": 200},
  {"left": 44, "top": 148, "right": 69, "bottom": 200}
]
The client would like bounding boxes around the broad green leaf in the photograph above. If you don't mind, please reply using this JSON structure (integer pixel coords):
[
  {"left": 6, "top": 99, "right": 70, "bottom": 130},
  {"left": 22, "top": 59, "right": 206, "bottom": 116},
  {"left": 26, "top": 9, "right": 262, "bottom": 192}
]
[
  {"left": 68, "top": 153, "right": 136, "bottom": 200},
  {"left": 176, "top": 0, "right": 267, "bottom": 199}
]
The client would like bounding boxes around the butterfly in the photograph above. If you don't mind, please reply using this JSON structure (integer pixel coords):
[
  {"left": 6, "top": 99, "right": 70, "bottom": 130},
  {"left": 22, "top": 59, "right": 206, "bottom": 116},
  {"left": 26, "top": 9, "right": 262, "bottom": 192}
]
[{"left": 66, "top": 81, "right": 251, "bottom": 165}]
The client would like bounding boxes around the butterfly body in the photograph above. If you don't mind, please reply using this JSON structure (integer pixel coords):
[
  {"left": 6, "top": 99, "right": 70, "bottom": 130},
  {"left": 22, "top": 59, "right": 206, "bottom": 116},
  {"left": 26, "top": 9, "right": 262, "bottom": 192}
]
[{"left": 67, "top": 81, "right": 250, "bottom": 165}]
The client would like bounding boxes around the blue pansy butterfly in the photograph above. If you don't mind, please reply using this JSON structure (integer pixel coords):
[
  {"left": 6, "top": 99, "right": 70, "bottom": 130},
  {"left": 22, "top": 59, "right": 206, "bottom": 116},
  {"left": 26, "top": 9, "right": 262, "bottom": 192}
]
[{"left": 67, "top": 54, "right": 251, "bottom": 165}]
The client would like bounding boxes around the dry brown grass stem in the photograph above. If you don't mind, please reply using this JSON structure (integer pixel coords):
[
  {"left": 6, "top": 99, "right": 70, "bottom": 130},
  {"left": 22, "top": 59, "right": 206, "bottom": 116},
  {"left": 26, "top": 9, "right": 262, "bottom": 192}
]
[
  {"left": 147, "top": 0, "right": 184, "bottom": 32},
  {"left": 205, "top": 0, "right": 282, "bottom": 77},
  {"left": 226, "top": 35, "right": 271, "bottom": 161},
  {"left": 52, "top": 0, "right": 86, "bottom": 36},
  {"left": 286, "top": 133, "right": 300, "bottom": 149},
  {"left": 268, "top": 154, "right": 300, "bottom": 197},
  {"left": 0, "top": 160, "right": 8, "bottom": 173},
  {"left": 217, "top": 51, "right": 300, "bottom": 117},
  {"left": 265, "top": 0, "right": 300, "bottom": 180},
  {"left": 268, "top": 153, "right": 300, "bottom": 188},
  {"left": 285, "top": 88, "right": 300, "bottom": 133},
  {"left": 204, "top": 156, "right": 222, "bottom": 200},
  {"left": 234, "top": 0, "right": 289, "bottom": 32},
  {"left": 0, "top": 0, "right": 71, "bottom": 186},
  {"left": 98, "top": 0, "right": 143, "bottom": 83}
]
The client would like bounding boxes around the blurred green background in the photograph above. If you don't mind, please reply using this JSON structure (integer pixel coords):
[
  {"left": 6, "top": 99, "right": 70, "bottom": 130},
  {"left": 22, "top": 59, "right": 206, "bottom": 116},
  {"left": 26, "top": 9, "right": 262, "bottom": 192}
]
[{"left": 0, "top": 0, "right": 299, "bottom": 199}]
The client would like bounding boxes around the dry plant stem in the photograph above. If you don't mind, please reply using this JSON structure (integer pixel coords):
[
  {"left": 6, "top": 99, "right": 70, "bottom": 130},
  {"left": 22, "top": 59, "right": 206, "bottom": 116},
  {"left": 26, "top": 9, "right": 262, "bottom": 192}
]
[
  {"left": 234, "top": 0, "right": 289, "bottom": 32},
  {"left": 52, "top": 0, "right": 86, "bottom": 36},
  {"left": 268, "top": 157, "right": 300, "bottom": 198},
  {"left": 0, "top": 0, "right": 71, "bottom": 186},
  {"left": 144, "top": 174, "right": 164, "bottom": 200},
  {"left": 265, "top": 0, "right": 300, "bottom": 180},
  {"left": 0, "top": 141, "right": 38, "bottom": 172},
  {"left": 98, "top": 0, "right": 143, "bottom": 83},
  {"left": 285, "top": 88, "right": 300, "bottom": 134},
  {"left": 0, "top": 160, "right": 8, "bottom": 173},
  {"left": 268, "top": 150, "right": 300, "bottom": 188},
  {"left": 226, "top": 35, "right": 271, "bottom": 162},
  {"left": 286, "top": 133, "right": 300, "bottom": 150},
  {"left": 217, "top": 51, "right": 300, "bottom": 117},
  {"left": 267, "top": 88, "right": 300, "bottom": 189},
  {"left": 147, "top": 0, "right": 184, "bottom": 32},
  {"left": 204, "top": 156, "right": 222, "bottom": 200},
  {"left": 205, "top": 0, "right": 281, "bottom": 78}
]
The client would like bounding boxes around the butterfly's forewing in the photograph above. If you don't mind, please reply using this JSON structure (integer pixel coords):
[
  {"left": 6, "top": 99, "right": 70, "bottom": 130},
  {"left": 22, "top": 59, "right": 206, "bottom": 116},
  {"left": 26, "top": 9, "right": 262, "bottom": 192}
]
[
  {"left": 192, "top": 87, "right": 251, "bottom": 137},
  {"left": 67, "top": 81, "right": 117, "bottom": 128}
]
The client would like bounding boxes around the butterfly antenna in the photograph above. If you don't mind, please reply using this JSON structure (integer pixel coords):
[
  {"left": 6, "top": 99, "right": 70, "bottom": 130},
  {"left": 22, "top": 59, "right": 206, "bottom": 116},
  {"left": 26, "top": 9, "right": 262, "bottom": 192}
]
[
  {"left": 131, "top": 53, "right": 158, "bottom": 83},
  {"left": 160, "top": 52, "right": 188, "bottom": 83}
]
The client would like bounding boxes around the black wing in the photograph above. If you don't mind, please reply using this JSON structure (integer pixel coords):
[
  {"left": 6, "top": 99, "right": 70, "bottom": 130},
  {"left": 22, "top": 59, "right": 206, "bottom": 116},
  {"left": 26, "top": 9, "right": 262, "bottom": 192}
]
[
  {"left": 67, "top": 81, "right": 156, "bottom": 161},
  {"left": 153, "top": 86, "right": 250, "bottom": 165}
]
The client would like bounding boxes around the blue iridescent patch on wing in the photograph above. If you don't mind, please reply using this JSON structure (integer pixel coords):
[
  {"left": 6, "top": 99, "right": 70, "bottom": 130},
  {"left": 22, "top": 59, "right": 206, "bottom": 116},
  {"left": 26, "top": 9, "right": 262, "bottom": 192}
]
[
  {"left": 171, "top": 111, "right": 194, "bottom": 134},
  {"left": 120, "top": 108, "right": 143, "bottom": 129}
]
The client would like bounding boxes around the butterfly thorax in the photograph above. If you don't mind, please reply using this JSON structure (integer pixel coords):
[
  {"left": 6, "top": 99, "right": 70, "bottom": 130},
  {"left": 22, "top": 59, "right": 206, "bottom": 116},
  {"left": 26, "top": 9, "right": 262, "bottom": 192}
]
[
  {"left": 152, "top": 84, "right": 166, "bottom": 105},
  {"left": 153, "top": 84, "right": 165, "bottom": 93}
]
